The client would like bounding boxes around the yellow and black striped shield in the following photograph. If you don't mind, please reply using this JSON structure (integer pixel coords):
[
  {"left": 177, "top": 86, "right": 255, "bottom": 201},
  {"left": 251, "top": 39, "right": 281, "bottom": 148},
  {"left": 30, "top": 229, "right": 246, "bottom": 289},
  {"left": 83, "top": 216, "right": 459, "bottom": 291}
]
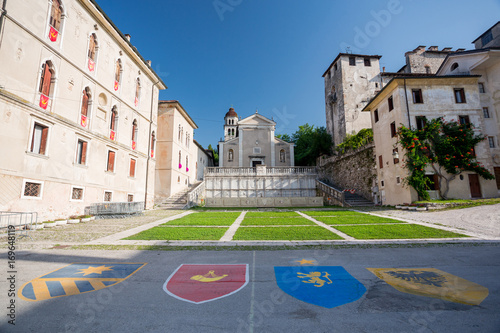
[
  {"left": 19, "top": 263, "right": 146, "bottom": 302},
  {"left": 367, "top": 268, "right": 489, "bottom": 305}
]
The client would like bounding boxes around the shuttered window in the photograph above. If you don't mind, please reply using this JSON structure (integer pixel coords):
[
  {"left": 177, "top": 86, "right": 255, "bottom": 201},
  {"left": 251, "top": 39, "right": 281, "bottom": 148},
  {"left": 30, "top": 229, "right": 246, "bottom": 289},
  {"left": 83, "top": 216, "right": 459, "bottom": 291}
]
[
  {"left": 110, "top": 110, "right": 117, "bottom": 131},
  {"left": 49, "top": 0, "right": 62, "bottom": 30},
  {"left": 31, "top": 123, "right": 49, "bottom": 155},
  {"left": 39, "top": 62, "right": 52, "bottom": 96},
  {"left": 81, "top": 90, "right": 89, "bottom": 117},
  {"left": 107, "top": 151, "right": 115, "bottom": 172},
  {"left": 379, "top": 155, "right": 383, "bottom": 169},
  {"left": 88, "top": 34, "right": 96, "bottom": 61},
  {"left": 76, "top": 140, "right": 87, "bottom": 165},
  {"left": 129, "top": 158, "right": 136, "bottom": 177}
]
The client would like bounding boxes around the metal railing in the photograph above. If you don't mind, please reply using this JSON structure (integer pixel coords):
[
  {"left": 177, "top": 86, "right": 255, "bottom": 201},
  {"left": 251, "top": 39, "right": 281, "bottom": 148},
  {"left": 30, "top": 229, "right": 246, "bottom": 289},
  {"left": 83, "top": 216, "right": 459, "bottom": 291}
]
[
  {"left": 84, "top": 201, "right": 144, "bottom": 216},
  {"left": 0, "top": 211, "right": 37, "bottom": 239},
  {"left": 205, "top": 166, "right": 317, "bottom": 176},
  {"left": 316, "top": 180, "right": 347, "bottom": 207},
  {"left": 186, "top": 181, "right": 205, "bottom": 208}
]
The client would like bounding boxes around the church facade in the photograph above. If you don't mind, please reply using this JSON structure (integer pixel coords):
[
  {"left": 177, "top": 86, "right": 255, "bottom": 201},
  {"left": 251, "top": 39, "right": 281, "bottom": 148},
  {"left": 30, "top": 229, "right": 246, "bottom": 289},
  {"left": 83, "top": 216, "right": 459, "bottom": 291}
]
[{"left": 218, "top": 108, "right": 294, "bottom": 167}]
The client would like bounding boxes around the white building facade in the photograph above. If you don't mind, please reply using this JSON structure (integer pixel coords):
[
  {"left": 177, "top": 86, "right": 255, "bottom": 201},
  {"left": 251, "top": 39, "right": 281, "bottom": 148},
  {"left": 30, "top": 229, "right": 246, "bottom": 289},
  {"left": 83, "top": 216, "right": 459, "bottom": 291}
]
[{"left": 0, "top": 0, "right": 166, "bottom": 220}]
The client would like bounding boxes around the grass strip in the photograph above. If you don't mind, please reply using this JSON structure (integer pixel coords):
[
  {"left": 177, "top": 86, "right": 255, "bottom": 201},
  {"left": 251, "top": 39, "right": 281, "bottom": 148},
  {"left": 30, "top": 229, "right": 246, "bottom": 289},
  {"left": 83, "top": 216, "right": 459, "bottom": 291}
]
[
  {"left": 244, "top": 211, "right": 301, "bottom": 218},
  {"left": 124, "top": 227, "right": 228, "bottom": 240},
  {"left": 241, "top": 217, "right": 315, "bottom": 226},
  {"left": 233, "top": 226, "right": 343, "bottom": 240},
  {"left": 164, "top": 217, "right": 237, "bottom": 226},
  {"left": 301, "top": 210, "right": 359, "bottom": 216},
  {"left": 334, "top": 224, "right": 468, "bottom": 239},
  {"left": 185, "top": 212, "right": 241, "bottom": 219},
  {"left": 314, "top": 215, "right": 406, "bottom": 224}
]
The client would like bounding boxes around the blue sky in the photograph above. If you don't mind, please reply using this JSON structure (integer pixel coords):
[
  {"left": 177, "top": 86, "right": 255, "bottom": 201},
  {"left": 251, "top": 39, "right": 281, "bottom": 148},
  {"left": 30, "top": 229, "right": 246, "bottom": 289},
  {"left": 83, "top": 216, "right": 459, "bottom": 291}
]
[{"left": 97, "top": 0, "right": 500, "bottom": 149}]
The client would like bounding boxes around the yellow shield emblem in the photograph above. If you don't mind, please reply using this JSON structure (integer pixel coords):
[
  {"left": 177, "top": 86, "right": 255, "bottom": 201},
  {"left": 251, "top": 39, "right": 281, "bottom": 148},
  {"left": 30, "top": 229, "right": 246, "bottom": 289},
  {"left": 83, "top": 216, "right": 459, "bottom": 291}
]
[{"left": 367, "top": 268, "right": 488, "bottom": 305}]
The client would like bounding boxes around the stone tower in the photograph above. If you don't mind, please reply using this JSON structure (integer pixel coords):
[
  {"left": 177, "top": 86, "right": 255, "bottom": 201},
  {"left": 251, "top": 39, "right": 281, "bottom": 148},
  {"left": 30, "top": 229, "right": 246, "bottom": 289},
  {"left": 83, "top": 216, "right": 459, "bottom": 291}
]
[{"left": 224, "top": 107, "right": 238, "bottom": 141}]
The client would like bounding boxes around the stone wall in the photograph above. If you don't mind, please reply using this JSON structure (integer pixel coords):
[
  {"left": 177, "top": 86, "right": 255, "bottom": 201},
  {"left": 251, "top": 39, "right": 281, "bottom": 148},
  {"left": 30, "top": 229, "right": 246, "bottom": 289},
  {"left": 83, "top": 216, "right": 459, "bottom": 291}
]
[{"left": 317, "top": 143, "right": 376, "bottom": 201}]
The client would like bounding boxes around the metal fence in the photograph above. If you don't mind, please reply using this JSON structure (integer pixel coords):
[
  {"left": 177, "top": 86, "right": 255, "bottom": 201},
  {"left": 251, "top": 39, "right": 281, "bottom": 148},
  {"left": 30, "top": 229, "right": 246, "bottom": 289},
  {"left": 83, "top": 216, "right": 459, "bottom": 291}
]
[
  {"left": 0, "top": 211, "right": 37, "bottom": 239},
  {"left": 84, "top": 202, "right": 144, "bottom": 217}
]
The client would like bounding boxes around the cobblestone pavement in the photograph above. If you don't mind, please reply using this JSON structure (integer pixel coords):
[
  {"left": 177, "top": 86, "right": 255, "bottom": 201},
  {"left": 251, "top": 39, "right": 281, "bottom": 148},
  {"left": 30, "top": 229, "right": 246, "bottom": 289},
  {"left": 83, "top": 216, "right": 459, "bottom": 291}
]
[{"left": 362, "top": 204, "right": 500, "bottom": 239}]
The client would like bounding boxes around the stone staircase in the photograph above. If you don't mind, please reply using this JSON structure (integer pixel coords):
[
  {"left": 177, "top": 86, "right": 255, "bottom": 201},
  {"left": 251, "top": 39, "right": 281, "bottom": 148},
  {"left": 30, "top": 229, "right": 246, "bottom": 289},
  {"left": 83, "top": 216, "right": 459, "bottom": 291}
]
[
  {"left": 156, "top": 182, "right": 202, "bottom": 210},
  {"left": 344, "top": 192, "right": 375, "bottom": 207}
]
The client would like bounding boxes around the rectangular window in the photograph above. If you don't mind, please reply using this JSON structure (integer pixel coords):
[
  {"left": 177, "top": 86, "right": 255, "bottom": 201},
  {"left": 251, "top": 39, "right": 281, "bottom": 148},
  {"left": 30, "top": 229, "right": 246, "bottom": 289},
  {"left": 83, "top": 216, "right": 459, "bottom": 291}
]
[
  {"left": 129, "top": 158, "right": 136, "bottom": 177},
  {"left": 483, "top": 107, "right": 490, "bottom": 118},
  {"left": 482, "top": 30, "right": 493, "bottom": 46},
  {"left": 396, "top": 176, "right": 401, "bottom": 184},
  {"left": 489, "top": 137, "right": 495, "bottom": 148},
  {"left": 412, "top": 89, "right": 423, "bottom": 104},
  {"left": 349, "top": 56, "right": 356, "bottom": 66},
  {"left": 390, "top": 122, "right": 397, "bottom": 138},
  {"left": 71, "top": 187, "right": 84, "bottom": 201},
  {"left": 128, "top": 194, "right": 134, "bottom": 202},
  {"left": 459, "top": 115, "right": 470, "bottom": 126},
  {"left": 23, "top": 182, "right": 42, "bottom": 197},
  {"left": 104, "top": 191, "right": 112, "bottom": 202},
  {"left": 107, "top": 151, "right": 116, "bottom": 172},
  {"left": 364, "top": 58, "right": 371, "bottom": 66},
  {"left": 379, "top": 155, "right": 383, "bottom": 169},
  {"left": 76, "top": 139, "right": 88, "bottom": 165},
  {"left": 425, "top": 175, "right": 440, "bottom": 191},
  {"left": 416, "top": 116, "right": 427, "bottom": 131},
  {"left": 388, "top": 96, "right": 394, "bottom": 111},
  {"left": 393, "top": 148, "right": 399, "bottom": 164},
  {"left": 494, "top": 167, "right": 500, "bottom": 190},
  {"left": 374, "top": 109, "right": 379, "bottom": 123},
  {"left": 454, "top": 88, "right": 466, "bottom": 103},
  {"left": 478, "top": 83, "right": 485, "bottom": 93},
  {"left": 380, "top": 180, "right": 385, "bottom": 187},
  {"left": 31, "top": 123, "right": 49, "bottom": 155}
]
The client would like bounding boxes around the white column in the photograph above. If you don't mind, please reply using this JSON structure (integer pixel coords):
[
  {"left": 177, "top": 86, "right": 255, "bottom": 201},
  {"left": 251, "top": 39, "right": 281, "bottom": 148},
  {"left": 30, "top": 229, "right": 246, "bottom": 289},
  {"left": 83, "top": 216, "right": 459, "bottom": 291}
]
[
  {"left": 219, "top": 142, "right": 224, "bottom": 167},
  {"left": 270, "top": 130, "right": 275, "bottom": 167},
  {"left": 290, "top": 144, "right": 295, "bottom": 167},
  {"left": 238, "top": 130, "right": 243, "bottom": 167}
]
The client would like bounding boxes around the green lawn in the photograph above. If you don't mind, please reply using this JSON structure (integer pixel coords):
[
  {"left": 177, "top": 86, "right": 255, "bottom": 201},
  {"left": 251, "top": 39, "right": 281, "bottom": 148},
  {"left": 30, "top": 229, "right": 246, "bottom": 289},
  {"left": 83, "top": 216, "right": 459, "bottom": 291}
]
[
  {"left": 185, "top": 212, "right": 241, "bottom": 219},
  {"left": 164, "top": 212, "right": 240, "bottom": 226},
  {"left": 334, "top": 224, "right": 468, "bottom": 239},
  {"left": 241, "top": 217, "right": 316, "bottom": 226},
  {"left": 301, "top": 210, "right": 360, "bottom": 216},
  {"left": 125, "top": 227, "right": 228, "bottom": 240},
  {"left": 314, "top": 215, "right": 406, "bottom": 225},
  {"left": 244, "top": 211, "right": 301, "bottom": 218},
  {"left": 233, "top": 226, "right": 343, "bottom": 240}
]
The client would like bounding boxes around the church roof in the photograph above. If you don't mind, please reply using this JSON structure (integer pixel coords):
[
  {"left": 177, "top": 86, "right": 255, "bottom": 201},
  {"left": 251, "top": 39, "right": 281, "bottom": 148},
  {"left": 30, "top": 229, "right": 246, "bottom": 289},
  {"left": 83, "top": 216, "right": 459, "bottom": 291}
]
[{"left": 225, "top": 107, "right": 238, "bottom": 118}]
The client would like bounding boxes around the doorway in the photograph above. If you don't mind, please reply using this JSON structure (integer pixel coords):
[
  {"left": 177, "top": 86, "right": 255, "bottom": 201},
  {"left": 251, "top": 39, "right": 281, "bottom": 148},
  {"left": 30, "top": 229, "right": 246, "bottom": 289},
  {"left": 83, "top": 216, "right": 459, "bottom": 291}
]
[
  {"left": 468, "top": 174, "right": 482, "bottom": 198},
  {"left": 252, "top": 160, "right": 262, "bottom": 168}
]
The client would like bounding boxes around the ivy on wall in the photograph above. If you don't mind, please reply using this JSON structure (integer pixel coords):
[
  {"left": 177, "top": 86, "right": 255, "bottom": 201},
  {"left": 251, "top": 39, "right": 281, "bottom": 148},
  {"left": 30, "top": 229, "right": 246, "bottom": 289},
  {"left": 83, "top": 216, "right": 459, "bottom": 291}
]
[{"left": 397, "top": 118, "right": 494, "bottom": 200}]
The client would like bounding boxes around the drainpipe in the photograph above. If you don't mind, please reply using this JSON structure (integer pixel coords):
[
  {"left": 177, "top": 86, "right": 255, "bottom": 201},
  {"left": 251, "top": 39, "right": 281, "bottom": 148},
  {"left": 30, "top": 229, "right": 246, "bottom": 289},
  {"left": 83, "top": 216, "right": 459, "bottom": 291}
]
[
  {"left": 0, "top": 0, "right": 8, "bottom": 46},
  {"left": 403, "top": 78, "right": 411, "bottom": 128},
  {"left": 144, "top": 80, "right": 159, "bottom": 210}
]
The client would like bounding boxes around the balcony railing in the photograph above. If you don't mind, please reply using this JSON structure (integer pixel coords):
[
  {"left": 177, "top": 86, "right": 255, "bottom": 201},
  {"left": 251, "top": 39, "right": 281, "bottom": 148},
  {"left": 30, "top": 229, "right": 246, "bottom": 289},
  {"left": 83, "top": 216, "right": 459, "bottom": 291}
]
[{"left": 205, "top": 166, "right": 317, "bottom": 176}]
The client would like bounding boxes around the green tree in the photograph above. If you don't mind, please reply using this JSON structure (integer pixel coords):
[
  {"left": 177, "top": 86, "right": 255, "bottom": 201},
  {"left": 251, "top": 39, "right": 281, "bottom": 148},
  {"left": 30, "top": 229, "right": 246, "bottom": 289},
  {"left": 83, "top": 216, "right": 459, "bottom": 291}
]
[
  {"left": 292, "top": 124, "right": 332, "bottom": 166},
  {"left": 336, "top": 128, "right": 373, "bottom": 154},
  {"left": 207, "top": 144, "right": 219, "bottom": 166},
  {"left": 276, "top": 133, "right": 292, "bottom": 142},
  {"left": 397, "top": 117, "right": 494, "bottom": 199}
]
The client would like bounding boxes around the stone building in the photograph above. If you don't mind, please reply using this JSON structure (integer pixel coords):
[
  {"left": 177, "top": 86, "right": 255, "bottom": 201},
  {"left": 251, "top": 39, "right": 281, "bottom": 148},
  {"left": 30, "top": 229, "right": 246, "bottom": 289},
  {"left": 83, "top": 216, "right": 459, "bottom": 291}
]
[
  {"left": 155, "top": 100, "right": 199, "bottom": 199},
  {"left": 218, "top": 108, "right": 294, "bottom": 167},
  {"left": 362, "top": 76, "right": 499, "bottom": 205},
  {"left": 193, "top": 139, "right": 211, "bottom": 181},
  {"left": 473, "top": 21, "right": 500, "bottom": 49},
  {"left": 0, "top": 0, "right": 166, "bottom": 220}
]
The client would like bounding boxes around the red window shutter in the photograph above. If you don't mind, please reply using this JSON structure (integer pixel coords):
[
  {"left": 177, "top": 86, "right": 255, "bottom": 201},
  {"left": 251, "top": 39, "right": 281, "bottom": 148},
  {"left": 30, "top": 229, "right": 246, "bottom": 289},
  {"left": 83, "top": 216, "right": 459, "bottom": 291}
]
[
  {"left": 81, "top": 141, "right": 87, "bottom": 164},
  {"left": 39, "top": 126, "right": 48, "bottom": 155},
  {"left": 41, "top": 63, "right": 52, "bottom": 96},
  {"left": 110, "top": 112, "right": 116, "bottom": 131},
  {"left": 130, "top": 159, "right": 136, "bottom": 177},
  {"left": 108, "top": 151, "right": 115, "bottom": 172},
  {"left": 81, "top": 90, "right": 89, "bottom": 116},
  {"left": 115, "top": 61, "right": 121, "bottom": 82},
  {"left": 433, "top": 174, "right": 440, "bottom": 190},
  {"left": 379, "top": 155, "right": 383, "bottom": 168}
]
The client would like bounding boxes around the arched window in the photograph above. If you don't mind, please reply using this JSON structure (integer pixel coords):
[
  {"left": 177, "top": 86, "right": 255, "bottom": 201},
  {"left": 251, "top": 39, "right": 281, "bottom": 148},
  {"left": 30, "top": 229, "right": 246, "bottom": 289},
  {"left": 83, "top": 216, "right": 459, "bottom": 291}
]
[
  {"left": 109, "top": 106, "right": 118, "bottom": 140},
  {"left": 451, "top": 63, "right": 459, "bottom": 71},
  {"left": 38, "top": 61, "right": 55, "bottom": 110},
  {"left": 48, "top": 0, "right": 63, "bottom": 42},
  {"left": 150, "top": 131, "right": 156, "bottom": 158},
  {"left": 232, "top": 128, "right": 235, "bottom": 136},
  {"left": 228, "top": 149, "right": 234, "bottom": 161},
  {"left": 186, "top": 132, "right": 189, "bottom": 147},
  {"left": 227, "top": 129, "right": 231, "bottom": 136},
  {"left": 135, "top": 77, "right": 141, "bottom": 106},
  {"left": 178, "top": 151, "right": 182, "bottom": 168},
  {"left": 87, "top": 33, "right": 97, "bottom": 71},
  {"left": 131, "top": 119, "right": 138, "bottom": 150},
  {"left": 80, "top": 87, "right": 91, "bottom": 127},
  {"left": 280, "top": 149, "right": 286, "bottom": 163},
  {"left": 186, "top": 156, "right": 189, "bottom": 172},
  {"left": 178, "top": 124, "right": 181, "bottom": 141},
  {"left": 114, "top": 59, "right": 122, "bottom": 91}
]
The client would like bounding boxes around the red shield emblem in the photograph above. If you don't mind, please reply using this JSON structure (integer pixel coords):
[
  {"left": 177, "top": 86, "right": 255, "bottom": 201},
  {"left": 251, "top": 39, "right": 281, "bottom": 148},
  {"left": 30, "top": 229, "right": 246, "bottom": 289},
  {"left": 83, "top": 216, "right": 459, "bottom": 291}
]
[
  {"left": 49, "top": 26, "right": 58, "bottom": 42},
  {"left": 164, "top": 264, "right": 248, "bottom": 304},
  {"left": 39, "top": 94, "right": 49, "bottom": 109},
  {"left": 114, "top": 80, "right": 119, "bottom": 91},
  {"left": 88, "top": 58, "right": 95, "bottom": 72},
  {"left": 151, "top": 149, "right": 154, "bottom": 158},
  {"left": 81, "top": 115, "right": 87, "bottom": 127},
  {"left": 110, "top": 130, "right": 116, "bottom": 141},
  {"left": 134, "top": 97, "right": 139, "bottom": 107},
  {"left": 132, "top": 141, "right": 136, "bottom": 150}
]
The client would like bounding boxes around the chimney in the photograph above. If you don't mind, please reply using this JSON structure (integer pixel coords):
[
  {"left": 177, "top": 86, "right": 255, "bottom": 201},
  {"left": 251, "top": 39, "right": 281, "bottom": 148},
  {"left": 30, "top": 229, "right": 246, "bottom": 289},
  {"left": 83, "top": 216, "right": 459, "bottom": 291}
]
[
  {"left": 146, "top": 60, "right": 152, "bottom": 66},
  {"left": 442, "top": 47, "right": 452, "bottom": 52},
  {"left": 382, "top": 67, "right": 385, "bottom": 72},
  {"left": 428, "top": 46, "right": 438, "bottom": 51},
  {"left": 125, "top": 34, "right": 131, "bottom": 42},
  {"left": 456, "top": 48, "right": 466, "bottom": 52}
]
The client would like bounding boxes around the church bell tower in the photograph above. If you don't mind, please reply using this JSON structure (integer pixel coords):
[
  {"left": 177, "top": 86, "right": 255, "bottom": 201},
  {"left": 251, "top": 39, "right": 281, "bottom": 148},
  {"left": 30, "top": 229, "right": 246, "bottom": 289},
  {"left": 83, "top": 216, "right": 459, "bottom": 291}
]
[{"left": 224, "top": 107, "right": 238, "bottom": 141}]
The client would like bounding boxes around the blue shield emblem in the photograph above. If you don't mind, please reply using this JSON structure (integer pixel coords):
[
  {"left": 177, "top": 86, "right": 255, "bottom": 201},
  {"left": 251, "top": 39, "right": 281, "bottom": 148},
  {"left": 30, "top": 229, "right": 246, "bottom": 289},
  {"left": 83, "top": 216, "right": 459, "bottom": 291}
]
[{"left": 274, "top": 266, "right": 366, "bottom": 308}]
